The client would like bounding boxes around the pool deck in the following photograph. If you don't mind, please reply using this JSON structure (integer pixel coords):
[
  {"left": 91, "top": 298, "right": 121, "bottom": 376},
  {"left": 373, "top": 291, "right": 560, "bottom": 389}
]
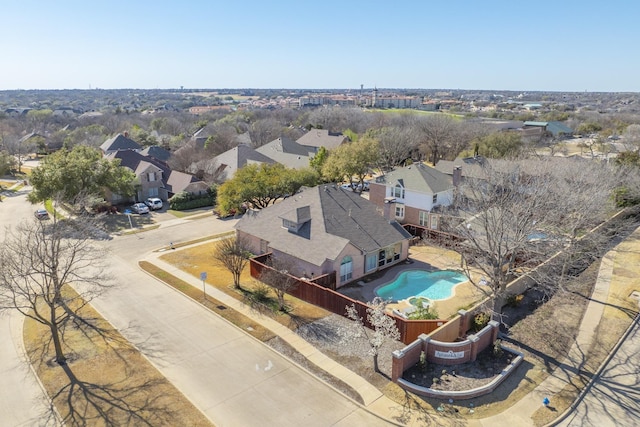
[{"left": 339, "top": 244, "right": 488, "bottom": 319}]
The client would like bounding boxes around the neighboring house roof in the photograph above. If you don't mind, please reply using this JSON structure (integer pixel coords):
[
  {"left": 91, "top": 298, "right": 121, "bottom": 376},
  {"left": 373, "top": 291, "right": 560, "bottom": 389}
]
[
  {"left": 376, "top": 163, "right": 453, "bottom": 194},
  {"left": 545, "top": 121, "right": 573, "bottom": 136},
  {"left": 523, "top": 121, "right": 549, "bottom": 127},
  {"left": 209, "top": 143, "right": 275, "bottom": 180},
  {"left": 236, "top": 185, "right": 411, "bottom": 266},
  {"left": 106, "top": 149, "right": 203, "bottom": 194},
  {"left": 140, "top": 145, "right": 171, "bottom": 162},
  {"left": 435, "top": 157, "right": 487, "bottom": 180},
  {"left": 19, "top": 131, "right": 46, "bottom": 143},
  {"left": 296, "top": 129, "right": 348, "bottom": 150},
  {"left": 100, "top": 133, "right": 142, "bottom": 153},
  {"left": 255, "top": 137, "right": 313, "bottom": 169},
  {"left": 523, "top": 121, "right": 573, "bottom": 137}
]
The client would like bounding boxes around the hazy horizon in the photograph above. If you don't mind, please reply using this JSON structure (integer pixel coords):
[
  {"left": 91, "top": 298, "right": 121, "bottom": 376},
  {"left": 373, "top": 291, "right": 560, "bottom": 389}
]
[{"left": 3, "top": 1, "right": 638, "bottom": 92}]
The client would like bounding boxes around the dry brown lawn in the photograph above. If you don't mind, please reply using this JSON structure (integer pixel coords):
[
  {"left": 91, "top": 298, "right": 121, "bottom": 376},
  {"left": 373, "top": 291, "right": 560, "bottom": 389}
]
[
  {"left": 159, "top": 241, "right": 330, "bottom": 327},
  {"left": 24, "top": 286, "right": 213, "bottom": 427},
  {"left": 140, "top": 261, "right": 276, "bottom": 342}
]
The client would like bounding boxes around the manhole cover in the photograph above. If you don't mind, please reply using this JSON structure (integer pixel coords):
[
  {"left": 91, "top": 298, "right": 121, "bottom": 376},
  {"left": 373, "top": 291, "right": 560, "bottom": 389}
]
[{"left": 630, "top": 291, "right": 640, "bottom": 300}]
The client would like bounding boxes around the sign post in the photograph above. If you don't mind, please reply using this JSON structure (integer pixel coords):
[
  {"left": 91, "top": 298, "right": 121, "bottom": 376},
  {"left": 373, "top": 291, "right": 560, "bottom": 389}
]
[
  {"left": 200, "top": 272, "right": 208, "bottom": 300},
  {"left": 123, "top": 209, "right": 133, "bottom": 230}
]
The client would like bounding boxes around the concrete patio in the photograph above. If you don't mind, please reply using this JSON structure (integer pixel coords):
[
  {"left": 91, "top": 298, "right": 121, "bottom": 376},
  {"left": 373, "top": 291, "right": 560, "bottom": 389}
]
[{"left": 338, "top": 244, "right": 488, "bottom": 319}]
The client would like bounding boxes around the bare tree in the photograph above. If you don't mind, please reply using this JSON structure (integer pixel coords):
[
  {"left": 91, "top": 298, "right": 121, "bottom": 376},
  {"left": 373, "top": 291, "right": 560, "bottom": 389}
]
[
  {"left": 342, "top": 298, "right": 401, "bottom": 373},
  {"left": 445, "top": 158, "right": 622, "bottom": 320},
  {"left": 371, "top": 125, "right": 420, "bottom": 170},
  {"left": 3, "top": 135, "right": 35, "bottom": 172},
  {"left": 259, "top": 257, "right": 299, "bottom": 312},
  {"left": 249, "top": 118, "right": 283, "bottom": 148},
  {"left": 0, "top": 217, "right": 111, "bottom": 365},
  {"left": 417, "top": 114, "right": 457, "bottom": 165},
  {"left": 212, "top": 235, "right": 252, "bottom": 290},
  {"left": 622, "top": 123, "right": 640, "bottom": 152}
]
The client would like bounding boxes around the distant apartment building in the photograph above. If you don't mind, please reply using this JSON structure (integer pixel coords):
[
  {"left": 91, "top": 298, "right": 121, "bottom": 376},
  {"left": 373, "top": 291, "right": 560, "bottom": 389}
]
[{"left": 299, "top": 95, "right": 358, "bottom": 107}]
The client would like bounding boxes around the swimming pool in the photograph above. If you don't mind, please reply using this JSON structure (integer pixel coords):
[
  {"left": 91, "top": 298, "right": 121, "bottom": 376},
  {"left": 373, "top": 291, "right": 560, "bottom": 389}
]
[{"left": 375, "top": 270, "right": 468, "bottom": 301}]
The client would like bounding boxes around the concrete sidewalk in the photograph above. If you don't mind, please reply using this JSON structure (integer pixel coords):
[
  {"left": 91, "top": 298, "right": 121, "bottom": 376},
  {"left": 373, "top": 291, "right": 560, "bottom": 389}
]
[{"left": 142, "top": 230, "right": 635, "bottom": 427}]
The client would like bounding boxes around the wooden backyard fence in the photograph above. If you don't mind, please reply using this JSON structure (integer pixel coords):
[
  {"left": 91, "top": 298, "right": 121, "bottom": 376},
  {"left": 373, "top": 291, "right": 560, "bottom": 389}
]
[{"left": 250, "top": 253, "right": 446, "bottom": 344}]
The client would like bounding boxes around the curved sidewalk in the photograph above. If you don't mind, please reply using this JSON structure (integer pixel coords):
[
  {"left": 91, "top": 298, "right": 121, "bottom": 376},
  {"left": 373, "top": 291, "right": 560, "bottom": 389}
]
[{"left": 143, "top": 229, "right": 636, "bottom": 427}]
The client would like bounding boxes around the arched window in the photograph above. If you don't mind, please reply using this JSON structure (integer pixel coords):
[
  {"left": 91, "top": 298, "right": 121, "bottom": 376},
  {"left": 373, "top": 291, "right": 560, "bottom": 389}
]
[{"left": 340, "top": 256, "right": 353, "bottom": 282}]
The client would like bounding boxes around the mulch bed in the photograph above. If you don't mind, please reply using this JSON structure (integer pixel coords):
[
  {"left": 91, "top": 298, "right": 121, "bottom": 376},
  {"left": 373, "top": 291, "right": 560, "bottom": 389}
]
[{"left": 402, "top": 346, "right": 515, "bottom": 391}]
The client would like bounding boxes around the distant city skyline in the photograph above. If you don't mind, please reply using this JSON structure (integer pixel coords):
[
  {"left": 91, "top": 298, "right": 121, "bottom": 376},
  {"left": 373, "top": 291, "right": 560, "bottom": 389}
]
[{"left": 2, "top": 1, "right": 639, "bottom": 92}]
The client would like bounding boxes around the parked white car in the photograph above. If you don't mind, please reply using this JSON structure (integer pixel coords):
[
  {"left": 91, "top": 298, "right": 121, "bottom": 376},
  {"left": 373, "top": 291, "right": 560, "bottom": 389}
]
[{"left": 145, "top": 197, "right": 163, "bottom": 210}]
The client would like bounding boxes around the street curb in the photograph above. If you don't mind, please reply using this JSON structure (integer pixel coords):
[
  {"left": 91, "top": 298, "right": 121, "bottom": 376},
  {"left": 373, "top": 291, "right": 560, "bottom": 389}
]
[
  {"left": 544, "top": 308, "right": 640, "bottom": 426},
  {"left": 138, "top": 255, "right": 404, "bottom": 426}
]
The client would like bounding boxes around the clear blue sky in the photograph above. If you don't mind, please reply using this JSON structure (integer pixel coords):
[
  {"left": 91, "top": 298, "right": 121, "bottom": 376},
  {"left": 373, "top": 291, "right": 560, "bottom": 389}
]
[{"left": 1, "top": 1, "right": 637, "bottom": 92}]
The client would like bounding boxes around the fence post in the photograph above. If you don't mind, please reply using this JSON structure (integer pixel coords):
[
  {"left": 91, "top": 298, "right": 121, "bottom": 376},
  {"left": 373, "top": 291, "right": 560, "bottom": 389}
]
[{"left": 468, "top": 334, "right": 480, "bottom": 361}]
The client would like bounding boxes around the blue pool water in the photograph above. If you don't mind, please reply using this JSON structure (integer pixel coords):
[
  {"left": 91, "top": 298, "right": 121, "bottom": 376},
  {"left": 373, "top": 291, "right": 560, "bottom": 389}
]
[{"left": 375, "top": 270, "right": 468, "bottom": 301}]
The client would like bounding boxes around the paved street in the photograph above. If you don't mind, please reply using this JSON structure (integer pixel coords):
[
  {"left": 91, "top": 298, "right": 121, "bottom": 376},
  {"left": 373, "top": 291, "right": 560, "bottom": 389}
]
[
  {"left": 0, "top": 186, "right": 58, "bottom": 427},
  {"left": 1, "top": 190, "right": 391, "bottom": 426},
  {"left": 92, "top": 252, "right": 391, "bottom": 426},
  {"left": 558, "top": 317, "right": 640, "bottom": 427}
]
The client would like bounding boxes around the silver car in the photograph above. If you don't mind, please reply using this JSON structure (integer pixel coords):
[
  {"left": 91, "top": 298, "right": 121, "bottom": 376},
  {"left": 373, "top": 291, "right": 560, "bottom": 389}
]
[{"left": 131, "top": 203, "right": 150, "bottom": 214}]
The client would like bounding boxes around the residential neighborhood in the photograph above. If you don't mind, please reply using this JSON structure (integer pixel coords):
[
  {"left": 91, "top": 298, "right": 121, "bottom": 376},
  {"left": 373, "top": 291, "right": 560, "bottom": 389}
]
[{"left": 1, "top": 82, "right": 640, "bottom": 427}]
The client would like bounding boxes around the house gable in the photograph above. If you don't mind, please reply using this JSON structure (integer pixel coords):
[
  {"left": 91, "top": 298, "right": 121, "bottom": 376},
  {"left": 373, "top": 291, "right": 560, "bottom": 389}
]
[{"left": 100, "top": 133, "right": 142, "bottom": 154}]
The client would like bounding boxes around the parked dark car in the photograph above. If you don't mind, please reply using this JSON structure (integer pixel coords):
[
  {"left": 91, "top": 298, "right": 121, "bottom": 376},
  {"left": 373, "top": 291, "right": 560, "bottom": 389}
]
[{"left": 34, "top": 209, "right": 49, "bottom": 220}]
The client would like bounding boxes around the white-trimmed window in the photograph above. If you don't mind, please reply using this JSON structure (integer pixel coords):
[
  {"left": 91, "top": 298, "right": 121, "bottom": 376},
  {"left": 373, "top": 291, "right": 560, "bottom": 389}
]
[
  {"left": 392, "top": 185, "right": 405, "bottom": 199},
  {"left": 148, "top": 187, "right": 159, "bottom": 197},
  {"left": 365, "top": 254, "right": 377, "bottom": 272},
  {"left": 340, "top": 256, "right": 353, "bottom": 282},
  {"left": 148, "top": 172, "right": 156, "bottom": 182},
  {"left": 395, "top": 204, "right": 405, "bottom": 219},
  {"left": 419, "top": 211, "right": 428, "bottom": 226}
]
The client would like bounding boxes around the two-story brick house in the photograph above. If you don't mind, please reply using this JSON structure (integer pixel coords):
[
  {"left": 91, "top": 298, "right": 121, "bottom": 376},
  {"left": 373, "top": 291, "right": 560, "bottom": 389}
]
[{"left": 369, "top": 163, "right": 454, "bottom": 229}]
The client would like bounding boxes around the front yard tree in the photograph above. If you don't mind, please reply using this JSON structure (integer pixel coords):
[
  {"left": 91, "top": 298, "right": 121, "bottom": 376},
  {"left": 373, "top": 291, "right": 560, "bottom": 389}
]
[
  {"left": 216, "top": 163, "right": 318, "bottom": 215},
  {"left": 213, "top": 235, "right": 252, "bottom": 290},
  {"left": 322, "top": 136, "right": 379, "bottom": 189},
  {"left": 27, "top": 145, "right": 136, "bottom": 206},
  {"left": 342, "top": 298, "right": 401, "bottom": 373},
  {"left": 0, "top": 149, "right": 16, "bottom": 176},
  {"left": 259, "top": 257, "right": 298, "bottom": 312},
  {"left": 0, "top": 217, "right": 111, "bottom": 365}
]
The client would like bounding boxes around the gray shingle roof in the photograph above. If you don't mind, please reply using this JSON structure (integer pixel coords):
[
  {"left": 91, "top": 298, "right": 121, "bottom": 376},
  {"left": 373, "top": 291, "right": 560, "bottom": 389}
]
[
  {"left": 296, "top": 129, "right": 348, "bottom": 150},
  {"left": 106, "top": 149, "right": 202, "bottom": 194},
  {"left": 140, "top": 145, "right": 171, "bottom": 162},
  {"left": 377, "top": 163, "right": 453, "bottom": 194},
  {"left": 211, "top": 143, "right": 275, "bottom": 180},
  {"left": 235, "top": 185, "right": 410, "bottom": 266},
  {"left": 100, "top": 134, "right": 142, "bottom": 153},
  {"left": 255, "top": 137, "right": 313, "bottom": 169}
]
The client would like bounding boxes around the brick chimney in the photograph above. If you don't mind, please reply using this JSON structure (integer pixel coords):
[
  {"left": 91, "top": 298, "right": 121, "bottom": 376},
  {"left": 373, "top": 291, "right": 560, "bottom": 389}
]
[
  {"left": 383, "top": 197, "right": 396, "bottom": 220},
  {"left": 453, "top": 166, "right": 462, "bottom": 187}
]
